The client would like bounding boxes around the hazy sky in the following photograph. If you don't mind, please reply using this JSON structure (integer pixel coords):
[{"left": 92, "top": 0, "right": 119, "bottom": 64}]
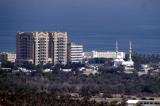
[
  {"left": 0, "top": 0, "right": 160, "bottom": 24},
  {"left": 0, "top": 0, "right": 160, "bottom": 53}
]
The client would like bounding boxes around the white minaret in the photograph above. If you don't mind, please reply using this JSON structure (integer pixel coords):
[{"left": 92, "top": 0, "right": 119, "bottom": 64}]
[
  {"left": 116, "top": 40, "right": 118, "bottom": 58},
  {"left": 129, "top": 41, "right": 132, "bottom": 61},
  {"left": 114, "top": 40, "right": 125, "bottom": 67}
]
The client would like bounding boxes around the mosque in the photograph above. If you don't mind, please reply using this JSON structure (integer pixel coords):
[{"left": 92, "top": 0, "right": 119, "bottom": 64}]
[{"left": 113, "top": 41, "right": 134, "bottom": 70}]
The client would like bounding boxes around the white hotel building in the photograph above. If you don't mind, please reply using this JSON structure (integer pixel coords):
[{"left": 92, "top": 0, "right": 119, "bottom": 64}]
[
  {"left": 83, "top": 51, "right": 125, "bottom": 59},
  {"left": 16, "top": 32, "right": 68, "bottom": 65},
  {"left": 68, "top": 43, "right": 83, "bottom": 63}
]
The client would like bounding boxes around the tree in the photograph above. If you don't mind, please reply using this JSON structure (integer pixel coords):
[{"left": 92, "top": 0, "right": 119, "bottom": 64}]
[
  {"left": 1, "top": 61, "right": 14, "bottom": 68},
  {"left": 136, "top": 103, "right": 142, "bottom": 106}
]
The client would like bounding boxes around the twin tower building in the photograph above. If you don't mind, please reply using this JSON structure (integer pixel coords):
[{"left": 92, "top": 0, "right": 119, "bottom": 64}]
[{"left": 16, "top": 32, "right": 83, "bottom": 65}]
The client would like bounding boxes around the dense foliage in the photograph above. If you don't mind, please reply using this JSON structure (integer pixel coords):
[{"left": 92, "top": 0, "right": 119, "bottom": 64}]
[
  {"left": 0, "top": 53, "right": 160, "bottom": 105},
  {"left": 0, "top": 68, "right": 160, "bottom": 105}
]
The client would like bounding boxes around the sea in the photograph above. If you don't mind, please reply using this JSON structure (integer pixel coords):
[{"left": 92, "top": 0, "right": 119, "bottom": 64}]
[{"left": 0, "top": 21, "right": 160, "bottom": 54}]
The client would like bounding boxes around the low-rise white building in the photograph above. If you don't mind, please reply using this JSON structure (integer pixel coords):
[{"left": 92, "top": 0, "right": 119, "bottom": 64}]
[
  {"left": 82, "top": 68, "right": 99, "bottom": 75},
  {"left": 43, "top": 69, "right": 52, "bottom": 73},
  {"left": 138, "top": 64, "right": 153, "bottom": 76},
  {"left": 61, "top": 68, "right": 72, "bottom": 72},
  {"left": 83, "top": 51, "right": 125, "bottom": 59},
  {"left": 18, "top": 67, "right": 31, "bottom": 73},
  {"left": 141, "top": 64, "right": 153, "bottom": 73},
  {"left": 127, "top": 100, "right": 160, "bottom": 106},
  {"left": 0, "top": 52, "right": 16, "bottom": 63}
]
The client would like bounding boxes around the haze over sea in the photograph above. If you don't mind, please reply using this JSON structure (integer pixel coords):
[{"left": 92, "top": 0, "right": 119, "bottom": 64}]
[{"left": 0, "top": 0, "right": 160, "bottom": 54}]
